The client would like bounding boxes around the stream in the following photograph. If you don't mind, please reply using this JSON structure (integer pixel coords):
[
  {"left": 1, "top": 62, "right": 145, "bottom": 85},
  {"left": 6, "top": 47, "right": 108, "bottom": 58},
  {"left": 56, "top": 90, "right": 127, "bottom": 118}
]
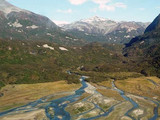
[
  {"left": 0, "top": 73, "right": 159, "bottom": 120},
  {"left": 112, "top": 80, "right": 159, "bottom": 120},
  {"left": 112, "top": 80, "right": 139, "bottom": 120}
]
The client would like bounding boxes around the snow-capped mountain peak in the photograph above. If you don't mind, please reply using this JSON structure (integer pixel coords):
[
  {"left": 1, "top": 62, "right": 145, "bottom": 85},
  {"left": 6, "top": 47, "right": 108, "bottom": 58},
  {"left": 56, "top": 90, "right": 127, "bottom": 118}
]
[
  {"left": 62, "top": 16, "right": 119, "bottom": 35},
  {"left": 62, "top": 16, "right": 150, "bottom": 44},
  {"left": 80, "top": 16, "right": 107, "bottom": 23}
]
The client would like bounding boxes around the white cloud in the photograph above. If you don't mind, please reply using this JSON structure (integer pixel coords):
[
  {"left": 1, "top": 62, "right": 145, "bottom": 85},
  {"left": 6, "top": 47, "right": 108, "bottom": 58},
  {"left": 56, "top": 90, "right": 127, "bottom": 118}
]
[
  {"left": 114, "top": 3, "right": 127, "bottom": 8},
  {"left": 92, "top": 0, "right": 111, "bottom": 4},
  {"left": 53, "top": 20, "right": 69, "bottom": 25},
  {"left": 68, "top": 0, "right": 127, "bottom": 12},
  {"left": 99, "top": 4, "right": 115, "bottom": 11},
  {"left": 68, "top": 0, "right": 111, "bottom": 5},
  {"left": 99, "top": 2, "right": 127, "bottom": 11},
  {"left": 57, "top": 9, "right": 73, "bottom": 14},
  {"left": 69, "top": 0, "right": 88, "bottom": 5}
]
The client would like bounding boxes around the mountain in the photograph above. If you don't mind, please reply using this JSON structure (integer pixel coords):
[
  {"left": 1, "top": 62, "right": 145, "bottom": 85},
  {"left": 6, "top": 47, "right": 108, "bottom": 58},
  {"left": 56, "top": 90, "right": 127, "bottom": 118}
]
[
  {"left": 0, "top": 0, "right": 85, "bottom": 46},
  {"left": 145, "top": 14, "right": 160, "bottom": 33},
  {"left": 62, "top": 16, "right": 150, "bottom": 44},
  {"left": 123, "top": 14, "right": 160, "bottom": 77}
]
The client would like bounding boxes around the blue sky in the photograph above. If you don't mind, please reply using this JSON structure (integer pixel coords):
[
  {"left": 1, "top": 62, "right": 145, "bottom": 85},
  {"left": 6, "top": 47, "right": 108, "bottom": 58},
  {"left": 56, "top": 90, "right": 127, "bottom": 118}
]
[{"left": 7, "top": 0, "right": 160, "bottom": 25}]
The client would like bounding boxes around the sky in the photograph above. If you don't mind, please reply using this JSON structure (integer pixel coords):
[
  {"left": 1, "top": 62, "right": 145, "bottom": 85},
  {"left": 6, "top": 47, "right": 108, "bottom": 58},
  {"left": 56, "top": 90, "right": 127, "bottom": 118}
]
[{"left": 7, "top": 0, "right": 160, "bottom": 25}]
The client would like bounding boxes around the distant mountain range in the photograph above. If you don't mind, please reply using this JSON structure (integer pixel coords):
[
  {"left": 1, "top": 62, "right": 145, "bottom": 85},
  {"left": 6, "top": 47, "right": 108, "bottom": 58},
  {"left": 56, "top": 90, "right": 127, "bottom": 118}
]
[
  {"left": 0, "top": 0, "right": 151, "bottom": 46},
  {"left": 0, "top": 0, "right": 152, "bottom": 46},
  {"left": 61, "top": 16, "right": 150, "bottom": 44},
  {"left": 0, "top": 0, "right": 85, "bottom": 46}
]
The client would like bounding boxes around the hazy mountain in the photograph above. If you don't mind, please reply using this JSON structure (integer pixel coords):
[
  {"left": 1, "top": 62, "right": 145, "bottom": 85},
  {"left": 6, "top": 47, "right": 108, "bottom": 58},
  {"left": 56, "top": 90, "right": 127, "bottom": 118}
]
[
  {"left": 0, "top": 0, "right": 85, "bottom": 46},
  {"left": 62, "top": 16, "right": 150, "bottom": 44}
]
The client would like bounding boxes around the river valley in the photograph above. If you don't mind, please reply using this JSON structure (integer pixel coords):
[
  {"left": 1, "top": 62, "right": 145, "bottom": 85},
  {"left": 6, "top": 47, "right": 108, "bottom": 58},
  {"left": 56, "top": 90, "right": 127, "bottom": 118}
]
[{"left": 0, "top": 73, "right": 160, "bottom": 120}]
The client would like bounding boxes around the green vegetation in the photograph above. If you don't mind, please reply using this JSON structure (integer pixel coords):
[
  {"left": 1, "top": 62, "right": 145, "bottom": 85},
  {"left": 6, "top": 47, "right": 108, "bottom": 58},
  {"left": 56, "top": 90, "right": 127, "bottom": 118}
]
[
  {"left": 0, "top": 39, "right": 82, "bottom": 88},
  {"left": 0, "top": 37, "right": 158, "bottom": 90},
  {"left": 0, "top": 81, "right": 5, "bottom": 89},
  {"left": 124, "top": 14, "right": 160, "bottom": 77},
  {"left": 0, "top": 39, "right": 126, "bottom": 89},
  {"left": 75, "top": 71, "right": 143, "bottom": 83}
]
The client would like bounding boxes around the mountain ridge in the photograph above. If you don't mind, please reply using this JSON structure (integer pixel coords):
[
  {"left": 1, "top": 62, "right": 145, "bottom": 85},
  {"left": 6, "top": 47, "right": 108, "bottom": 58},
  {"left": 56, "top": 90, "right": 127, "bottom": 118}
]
[
  {"left": 123, "top": 14, "right": 160, "bottom": 77},
  {"left": 62, "top": 16, "right": 150, "bottom": 44},
  {"left": 0, "top": 0, "right": 85, "bottom": 46},
  {"left": 145, "top": 14, "right": 160, "bottom": 33}
]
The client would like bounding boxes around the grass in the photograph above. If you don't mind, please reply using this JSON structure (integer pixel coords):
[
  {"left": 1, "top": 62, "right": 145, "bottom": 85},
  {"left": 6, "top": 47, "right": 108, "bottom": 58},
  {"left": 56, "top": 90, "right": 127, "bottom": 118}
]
[
  {"left": 94, "top": 80, "right": 113, "bottom": 88},
  {"left": 82, "top": 109, "right": 101, "bottom": 119},
  {"left": 75, "top": 71, "right": 143, "bottom": 84},
  {"left": 128, "top": 95, "right": 155, "bottom": 119},
  {"left": 95, "top": 101, "right": 133, "bottom": 120},
  {"left": 115, "top": 77, "right": 160, "bottom": 100},
  {"left": 66, "top": 101, "right": 94, "bottom": 116},
  {"left": 0, "top": 81, "right": 81, "bottom": 112},
  {"left": 97, "top": 89, "right": 124, "bottom": 101}
]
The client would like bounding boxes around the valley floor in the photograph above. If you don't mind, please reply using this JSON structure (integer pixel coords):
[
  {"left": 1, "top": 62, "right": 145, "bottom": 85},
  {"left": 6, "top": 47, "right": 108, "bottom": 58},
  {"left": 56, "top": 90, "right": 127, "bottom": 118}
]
[
  {"left": 0, "top": 81, "right": 81, "bottom": 112},
  {"left": 0, "top": 75, "right": 160, "bottom": 120}
]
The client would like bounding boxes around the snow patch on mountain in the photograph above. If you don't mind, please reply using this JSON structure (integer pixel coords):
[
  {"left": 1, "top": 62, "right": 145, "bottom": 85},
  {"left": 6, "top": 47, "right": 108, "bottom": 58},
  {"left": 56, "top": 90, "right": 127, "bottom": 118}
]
[
  {"left": 59, "top": 47, "right": 68, "bottom": 51},
  {"left": 43, "top": 44, "right": 54, "bottom": 50},
  {"left": 124, "top": 35, "right": 131, "bottom": 38},
  {"left": 26, "top": 25, "right": 39, "bottom": 29},
  {"left": 12, "top": 21, "right": 23, "bottom": 28},
  {"left": 66, "top": 36, "right": 73, "bottom": 40},
  {"left": 62, "top": 16, "right": 149, "bottom": 36},
  {"left": 80, "top": 16, "right": 108, "bottom": 23}
]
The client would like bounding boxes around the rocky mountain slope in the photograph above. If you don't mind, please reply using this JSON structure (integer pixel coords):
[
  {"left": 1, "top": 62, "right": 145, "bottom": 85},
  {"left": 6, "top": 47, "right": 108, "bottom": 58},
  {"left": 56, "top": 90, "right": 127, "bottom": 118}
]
[
  {"left": 0, "top": 0, "right": 84, "bottom": 46},
  {"left": 62, "top": 16, "right": 150, "bottom": 44},
  {"left": 124, "top": 14, "right": 160, "bottom": 77}
]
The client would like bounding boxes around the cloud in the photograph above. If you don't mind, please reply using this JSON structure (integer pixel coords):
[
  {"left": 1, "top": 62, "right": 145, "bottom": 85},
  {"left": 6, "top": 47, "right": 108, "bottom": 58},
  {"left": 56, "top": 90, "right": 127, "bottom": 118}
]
[
  {"left": 114, "top": 3, "right": 127, "bottom": 8},
  {"left": 69, "top": 0, "right": 88, "bottom": 5},
  {"left": 99, "top": 2, "right": 127, "bottom": 11},
  {"left": 57, "top": 9, "right": 73, "bottom": 14},
  {"left": 68, "top": 0, "right": 127, "bottom": 11},
  {"left": 99, "top": 4, "right": 115, "bottom": 11},
  {"left": 53, "top": 20, "right": 69, "bottom": 25},
  {"left": 92, "top": 0, "right": 111, "bottom": 4},
  {"left": 68, "top": 0, "right": 111, "bottom": 5}
]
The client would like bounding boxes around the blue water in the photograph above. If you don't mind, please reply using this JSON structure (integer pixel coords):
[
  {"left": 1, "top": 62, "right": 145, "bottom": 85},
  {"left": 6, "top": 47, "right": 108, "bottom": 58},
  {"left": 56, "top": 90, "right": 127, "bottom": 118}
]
[
  {"left": 0, "top": 76, "right": 88, "bottom": 120},
  {"left": 45, "top": 76, "right": 88, "bottom": 120},
  {"left": 112, "top": 81, "right": 138, "bottom": 120},
  {"left": 0, "top": 74, "right": 159, "bottom": 120},
  {"left": 112, "top": 81, "right": 159, "bottom": 120},
  {"left": 144, "top": 97, "right": 159, "bottom": 120},
  {"left": 0, "top": 76, "right": 115, "bottom": 120}
]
